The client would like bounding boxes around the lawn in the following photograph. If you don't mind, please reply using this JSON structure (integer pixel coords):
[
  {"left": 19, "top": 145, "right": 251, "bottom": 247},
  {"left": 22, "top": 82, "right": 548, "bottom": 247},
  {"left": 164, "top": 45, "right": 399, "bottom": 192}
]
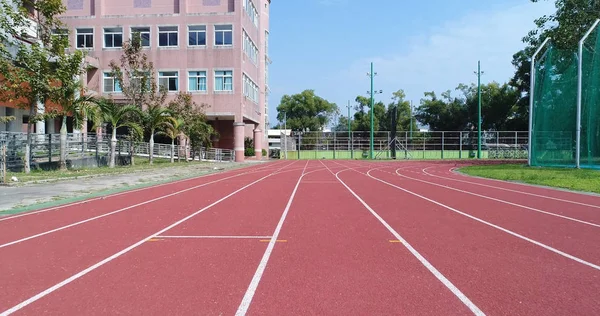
[
  {"left": 6, "top": 158, "right": 213, "bottom": 184},
  {"left": 460, "top": 164, "right": 600, "bottom": 194}
]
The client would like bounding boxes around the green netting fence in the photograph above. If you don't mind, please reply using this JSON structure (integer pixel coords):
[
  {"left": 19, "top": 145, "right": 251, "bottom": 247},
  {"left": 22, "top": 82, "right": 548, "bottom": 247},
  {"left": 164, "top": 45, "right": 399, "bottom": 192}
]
[{"left": 531, "top": 22, "right": 600, "bottom": 169}]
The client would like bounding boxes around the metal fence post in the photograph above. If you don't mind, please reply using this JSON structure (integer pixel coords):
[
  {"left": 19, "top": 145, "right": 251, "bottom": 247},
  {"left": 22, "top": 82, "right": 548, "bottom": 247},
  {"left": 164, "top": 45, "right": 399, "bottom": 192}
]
[
  {"left": 2, "top": 143, "right": 6, "bottom": 184},
  {"left": 48, "top": 136, "right": 52, "bottom": 163},
  {"left": 441, "top": 132, "right": 445, "bottom": 159},
  {"left": 459, "top": 132, "right": 463, "bottom": 159}
]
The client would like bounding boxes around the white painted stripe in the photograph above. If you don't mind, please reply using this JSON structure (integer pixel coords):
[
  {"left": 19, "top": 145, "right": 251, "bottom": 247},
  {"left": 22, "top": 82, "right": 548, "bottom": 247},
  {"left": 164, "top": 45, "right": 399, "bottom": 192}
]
[
  {"left": 0, "top": 161, "right": 297, "bottom": 249},
  {"left": 235, "top": 161, "right": 310, "bottom": 316},
  {"left": 156, "top": 235, "right": 272, "bottom": 239},
  {"left": 0, "top": 161, "right": 298, "bottom": 316},
  {"left": 326, "top": 161, "right": 485, "bottom": 316},
  {"left": 393, "top": 169, "right": 600, "bottom": 228},
  {"left": 365, "top": 169, "right": 600, "bottom": 272},
  {"left": 422, "top": 166, "right": 600, "bottom": 209},
  {"left": 0, "top": 160, "right": 289, "bottom": 223}
]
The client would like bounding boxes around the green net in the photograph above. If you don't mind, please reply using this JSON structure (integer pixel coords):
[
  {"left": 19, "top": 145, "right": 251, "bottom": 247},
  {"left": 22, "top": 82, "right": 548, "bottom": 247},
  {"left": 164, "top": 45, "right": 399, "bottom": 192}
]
[
  {"left": 531, "top": 44, "right": 579, "bottom": 167},
  {"left": 580, "top": 28, "right": 600, "bottom": 169}
]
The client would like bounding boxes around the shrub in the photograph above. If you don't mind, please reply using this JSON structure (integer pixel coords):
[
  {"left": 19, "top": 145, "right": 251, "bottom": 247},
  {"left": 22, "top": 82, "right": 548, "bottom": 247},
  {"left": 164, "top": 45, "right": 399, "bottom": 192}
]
[{"left": 262, "top": 149, "right": 267, "bottom": 157}]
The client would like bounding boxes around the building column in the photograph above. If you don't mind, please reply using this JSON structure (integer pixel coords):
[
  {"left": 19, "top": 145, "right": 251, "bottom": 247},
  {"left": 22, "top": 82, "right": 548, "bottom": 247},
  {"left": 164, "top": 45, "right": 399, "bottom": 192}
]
[
  {"left": 253, "top": 126, "right": 262, "bottom": 159},
  {"left": 35, "top": 101, "right": 45, "bottom": 135},
  {"left": 234, "top": 122, "right": 245, "bottom": 162}
]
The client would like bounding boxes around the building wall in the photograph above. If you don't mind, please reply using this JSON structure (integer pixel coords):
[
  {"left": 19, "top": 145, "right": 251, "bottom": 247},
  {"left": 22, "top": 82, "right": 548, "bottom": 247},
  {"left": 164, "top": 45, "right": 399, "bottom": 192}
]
[{"left": 59, "top": 0, "right": 270, "bottom": 157}]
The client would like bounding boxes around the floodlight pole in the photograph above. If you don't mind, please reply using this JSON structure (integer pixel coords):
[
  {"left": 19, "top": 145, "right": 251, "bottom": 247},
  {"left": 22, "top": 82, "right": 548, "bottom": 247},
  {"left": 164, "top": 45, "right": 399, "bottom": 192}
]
[
  {"left": 576, "top": 19, "right": 600, "bottom": 169},
  {"left": 370, "top": 62, "right": 375, "bottom": 160},
  {"left": 477, "top": 61, "right": 482, "bottom": 159},
  {"left": 529, "top": 37, "right": 552, "bottom": 167},
  {"left": 347, "top": 100, "right": 352, "bottom": 158},
  {"left": 283, "top": 111, "right": 287, "bottom": 160}
]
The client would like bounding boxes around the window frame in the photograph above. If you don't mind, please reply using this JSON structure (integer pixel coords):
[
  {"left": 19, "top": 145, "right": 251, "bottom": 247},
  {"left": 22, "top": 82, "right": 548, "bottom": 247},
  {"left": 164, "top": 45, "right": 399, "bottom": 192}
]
[
  {"left": 187, "top": 70, "right": 208, "bottom": 92},
  {"left": 158, "top": 71, "right": 179, "bottom": 92},
  {"left": 103, "top": 72, "right": 122, "bottom": 93},
  {"left": 214, "top": 70, "right": 233, "bottom": 92},
  {"left": 187, "top": 25, "right": 207, "bottom": 47},
  {"left": 75, "top": 27, "right": 94, "bottom": 49},
  {"left": 157, "top": 26, "right": 179, "bottom": 48},
  {"left": 103, "top": 27, "right": 123, "bottom": 49},
  {"left": 130, "top": 26, "right": 151, "bottom": 48},
  {"left": 214, "top": 24, "right": 233, "bottom": 47}
]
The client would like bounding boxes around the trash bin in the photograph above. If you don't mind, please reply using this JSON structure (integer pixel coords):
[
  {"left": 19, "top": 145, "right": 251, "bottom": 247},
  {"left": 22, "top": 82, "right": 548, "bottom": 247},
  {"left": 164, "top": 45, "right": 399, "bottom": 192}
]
[{"left": 362, "top": 150, "right": 368, "bottom": 159}]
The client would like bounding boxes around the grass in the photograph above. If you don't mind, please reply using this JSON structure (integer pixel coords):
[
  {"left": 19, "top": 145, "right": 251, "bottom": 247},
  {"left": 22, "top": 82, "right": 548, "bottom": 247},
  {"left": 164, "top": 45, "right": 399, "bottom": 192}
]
[
  {"left": 460, "top": 164, "right": 600, "bottom": 194},
  {"left": 6, "top": 158, "right": 210, "bottom": 183}
]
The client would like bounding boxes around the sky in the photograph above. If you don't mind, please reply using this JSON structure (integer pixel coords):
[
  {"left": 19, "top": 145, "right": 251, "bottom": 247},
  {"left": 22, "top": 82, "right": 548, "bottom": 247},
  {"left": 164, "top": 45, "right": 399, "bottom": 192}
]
[{"left": 266, "top": 0, "right": 556, "bottom": 127}]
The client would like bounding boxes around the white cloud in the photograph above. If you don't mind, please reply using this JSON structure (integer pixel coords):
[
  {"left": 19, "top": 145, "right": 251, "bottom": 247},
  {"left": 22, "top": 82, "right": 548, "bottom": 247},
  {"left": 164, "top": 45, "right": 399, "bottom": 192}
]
[{"left": 332, "top": 1, "right": 555, "bottom": 106}]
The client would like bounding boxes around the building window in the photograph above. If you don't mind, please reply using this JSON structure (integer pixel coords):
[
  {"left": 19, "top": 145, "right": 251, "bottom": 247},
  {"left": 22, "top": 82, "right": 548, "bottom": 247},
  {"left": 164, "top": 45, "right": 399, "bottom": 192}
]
[
  {"left": 243, "top": 31, "right": 258, "bottom": 64},
  {"left": 131, "top": 27, "right": 150, "bottom": 47},
  {"left": 76, "top": 28, "right": 93, "bottom": 49},
  {"left": 243, "top": 0, "right": 259, "bottom": 27},
  {"left": 188, "top": 71, "right": 207, "bottom": 92},
  {"left": 243, "top": 74, "right": 259, "bottom": 103},
  {"left": 214, "top": 25, "right": 233, "bottom": 46},
  {"left": 158, "top": 26, "right": 178, "bottom": 47},
  {"left": 104, "top": 27, "right": 123, "bottom": 48},
  {"left": 214, "top": 70, "right": 233, "bottom": 91},
  {"left": 188, "top": 25, "right": 206, "bottom": 46},
  {"left": 158, "top": 71, "right": 179, "bottom": 91},
  {"left": 265, "top": 30, "right": 269, "bottom": 55},
  {"left": 103, "top": 72, "right": 121, "bottom": 93}
]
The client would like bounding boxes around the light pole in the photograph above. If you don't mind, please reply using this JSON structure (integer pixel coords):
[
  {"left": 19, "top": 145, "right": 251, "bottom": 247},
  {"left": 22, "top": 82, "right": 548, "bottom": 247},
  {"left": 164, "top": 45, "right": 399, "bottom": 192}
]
[
  {"left": 347, "top": 100, "right": 352, "bottom": 159},
  {"left": 283, "top": 111, "right": 287, "bottom": 160},
  {"left": 367, "top": 62, "right": 377, "bottom": 159},
  {"left": 474, "top": 61, "right": 485, "bottom": 159},
  {"left": 409, "top": 100, "right": 413, "bottom": 139}
]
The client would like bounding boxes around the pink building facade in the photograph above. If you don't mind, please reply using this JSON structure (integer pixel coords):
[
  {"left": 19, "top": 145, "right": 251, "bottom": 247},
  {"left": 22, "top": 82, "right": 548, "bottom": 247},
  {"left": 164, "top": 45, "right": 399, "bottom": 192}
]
[{"left": 58, "top": 0, "right": 271, "bottom": 162}]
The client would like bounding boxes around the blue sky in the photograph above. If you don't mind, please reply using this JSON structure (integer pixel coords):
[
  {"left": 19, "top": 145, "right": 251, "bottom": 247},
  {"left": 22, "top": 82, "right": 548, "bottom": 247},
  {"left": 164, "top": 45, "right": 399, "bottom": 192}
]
[{"left": 266, "top": 0, "right": 555, "bottom": 127}]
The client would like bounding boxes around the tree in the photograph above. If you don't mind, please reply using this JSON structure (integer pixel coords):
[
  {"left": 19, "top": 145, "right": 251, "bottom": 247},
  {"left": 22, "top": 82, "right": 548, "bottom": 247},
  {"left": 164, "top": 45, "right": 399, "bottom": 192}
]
[
  {"left": 48, "top": 48, "right": 95, "bottom": 170},
  {"left": 276, "top": 90, "right": 338, "bottom": 132},
  {"left": 143, "top": 103, "right": 171, "bottom": 164},
  {"left": 385, "top": 90, "right": 418, "bottom": 132},
  {"left": 94, "top": 98, "right": 142, "bottom": 168},
  {"left": 159, "top": 117, "right": 184, "bottom": 163},
  {"left": 352, "top": 95, "right": 385, "bottom": 131},
  {"left": 415, "top": 90, "right": 468, "bottom": 131},
  {"left": 510, "top": 0, "right": 600, "bottom": 130},
  {"left": 0, "top": 0, "right": 67, "bottom": 173},
  {"left": 167, "top": 92, "right": 215, "bottom": 160}
]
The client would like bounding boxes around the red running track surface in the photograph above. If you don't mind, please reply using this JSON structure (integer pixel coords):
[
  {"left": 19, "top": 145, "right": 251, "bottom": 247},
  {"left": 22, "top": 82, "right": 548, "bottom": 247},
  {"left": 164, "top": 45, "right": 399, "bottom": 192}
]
[{"left": 1, "top": 160, "right": 599, "bottom": 315}]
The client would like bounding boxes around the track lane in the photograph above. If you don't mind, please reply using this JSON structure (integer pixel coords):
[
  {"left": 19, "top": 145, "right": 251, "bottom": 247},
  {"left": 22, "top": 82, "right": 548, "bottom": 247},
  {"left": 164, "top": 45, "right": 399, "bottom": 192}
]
[
  {"left": 7, "top": 163, "right": 309, "bottom": 315},
  {"left": 0, "top": 161, "right": 298, "bottom": 314},
  {"left": 333, "top": 161, "right": 600, "bottom": 316},
  {"left": 244, "top": 161, "right": 476, "bottom": 315}
]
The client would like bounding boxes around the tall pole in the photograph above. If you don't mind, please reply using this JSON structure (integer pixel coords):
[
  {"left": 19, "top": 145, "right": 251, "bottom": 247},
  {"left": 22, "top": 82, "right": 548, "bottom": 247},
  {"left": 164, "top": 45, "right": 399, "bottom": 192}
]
[
  {"left": 370, "top": 62, "right": 374, "bottom": 159},
  {"left": 477, "top": 60, "right": 482, "bottom": 159},
  {"left": 347, "top": 100, "right": 351, "bottom": 158},
  {"left": 529, "top": 37, "right": 551, "bottom": 166},
  {"left": 283, "top": 112, "right": 287, "bottom": 160},
  {"left": 409, "top": 100, "right": 413, "bottom": 139},
  {"left": 576, "top": 19, "right": 600, "bottom": 169}
]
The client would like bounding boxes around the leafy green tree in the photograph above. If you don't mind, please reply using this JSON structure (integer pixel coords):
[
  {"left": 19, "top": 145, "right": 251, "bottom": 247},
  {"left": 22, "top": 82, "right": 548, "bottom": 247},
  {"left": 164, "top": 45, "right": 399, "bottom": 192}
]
[
  {"left": 416, "top": 90, "right": 468, "bottom": 131},
  {"left": 143, "top": 104, "right": 171, "bottom": 164},
  {"left": 385, "top": 90, "right": 418, "bottom": 132},
  {"left": 0, "top": 0, "right": 67, "bottom": 173},
  {"left": 510, "top": 0, "right": 600, "bottom": 130},
  {"left": 159, "top": 117, "right": 185, "bottom": 163},
  {"left": 167, "top": 92, "right": 215, "bottom": 160},
  {"left": 94, "top": 98, "right": 142, "bottom": 168},
  {"left": 276, "top": 90, "right": 338, "bottom": 132},
  {"left": 352, "top": 95, "right": 385, "bottom": 131}
]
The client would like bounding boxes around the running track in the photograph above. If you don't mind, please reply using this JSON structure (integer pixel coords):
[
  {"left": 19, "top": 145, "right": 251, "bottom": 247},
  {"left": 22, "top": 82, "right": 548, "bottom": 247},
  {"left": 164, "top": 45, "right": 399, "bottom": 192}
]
[{"left": 1, "top": 160, "right": 599, "bottom": 315}]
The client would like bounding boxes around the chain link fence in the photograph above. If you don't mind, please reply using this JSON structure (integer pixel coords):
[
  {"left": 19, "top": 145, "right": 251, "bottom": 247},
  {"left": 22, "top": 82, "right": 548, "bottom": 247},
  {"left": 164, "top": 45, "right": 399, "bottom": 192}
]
[{"left": 280, "top": 131, "right": 528, "bottom": 160}]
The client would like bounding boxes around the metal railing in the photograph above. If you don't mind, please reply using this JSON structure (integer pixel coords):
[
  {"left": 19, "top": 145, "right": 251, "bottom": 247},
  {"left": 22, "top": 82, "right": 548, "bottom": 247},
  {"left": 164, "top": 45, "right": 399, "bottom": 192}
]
[
  {"left": 280, "top": 131, "right": 529, "bottom": 160},
  {"left": 0, "top": 131, "right": 235, "bottom": 172}
]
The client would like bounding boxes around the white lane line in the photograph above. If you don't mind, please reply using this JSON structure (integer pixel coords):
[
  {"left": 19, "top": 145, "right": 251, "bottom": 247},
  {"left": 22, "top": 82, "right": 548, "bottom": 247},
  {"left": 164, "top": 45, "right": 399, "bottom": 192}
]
[
  {"left": 235, "top": 161, "right": 310, "bottom": 316},
  {"left": 422, "top": 166, "right": 600, "bottom": 209},
  {"left": 0, "top": 161, "right": 298, "bottom": 249},
  {"left": 327, "top": 161, "right": 484, "bottom": 316},
  {"left": 0, "top": 160, "right": 289, "bottom": 222},
  {"left": 0, "top": 161, "right": 299, "bottom": 316},
  {"left": 392, "top": 169, "right": 600, "bottom": 228},
  {"left": 364, "top": 168, "right": 600, "bottom": 272},
  {"left": 155, "top": 235, "right": 273, "bottom": 239}
]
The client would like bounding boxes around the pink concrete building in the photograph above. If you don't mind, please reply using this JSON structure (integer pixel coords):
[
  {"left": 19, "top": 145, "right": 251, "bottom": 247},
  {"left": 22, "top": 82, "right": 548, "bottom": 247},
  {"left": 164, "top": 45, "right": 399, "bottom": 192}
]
[{"left": 58, "top": 0, "right": 271, "bottom": 162}]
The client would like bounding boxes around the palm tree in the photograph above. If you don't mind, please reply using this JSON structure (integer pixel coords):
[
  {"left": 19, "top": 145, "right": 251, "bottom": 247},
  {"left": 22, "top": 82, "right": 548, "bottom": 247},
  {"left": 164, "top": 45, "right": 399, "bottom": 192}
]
[
  {"left": 94, "top": 98, "right": 142, "bottom": 168},
  {"left": 143, "top": 103, "right": 171, "bottom": 164},
  {"left": 159, "top": 117, "right": 185, "bottom": 163},
  {"left": 50, "top": 82, "right": 97, "bottom": 170}
]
